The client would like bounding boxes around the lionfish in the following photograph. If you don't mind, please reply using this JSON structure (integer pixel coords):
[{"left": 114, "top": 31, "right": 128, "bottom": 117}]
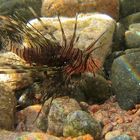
[
  {"left": 0, "top": 15, "right": 107, "bottom": 80},
  {"left": 0, "top": 14, "right": 107, "bottom": 120}
]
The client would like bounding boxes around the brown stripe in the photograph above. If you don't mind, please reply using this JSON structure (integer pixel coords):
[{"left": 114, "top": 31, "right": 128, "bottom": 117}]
[
  {"left": 72, "top": 48, "right": 79, "bottom": 60},
  {"left": 88, "top": 59, "right": 94, "bottom": 72},
  {"left": 19, "top": 49, "right": 24, "bottom": 59},
  {"left": 66, "top": 50, "right": 83, "bottom": 75},
  {"left": 23, "top": 47, "right": 28, "bottom": 61},
  {"left": 91, "top": 58, "right": 99, "bottom": 70},
  {"left": 16, "top": 47, "right": 20, "bottom": 56},
  {"left": 73, "top": 50, "right": 82, "bottom": 67}
]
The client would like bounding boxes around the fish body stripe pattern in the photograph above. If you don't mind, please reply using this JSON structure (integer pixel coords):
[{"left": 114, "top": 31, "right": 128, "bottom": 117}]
[
  {"left": 5, "top": 39, "right": 62, "bottom": 66},
  {"left": 0, "top": 15, "right": 107, "bottom": 78}
]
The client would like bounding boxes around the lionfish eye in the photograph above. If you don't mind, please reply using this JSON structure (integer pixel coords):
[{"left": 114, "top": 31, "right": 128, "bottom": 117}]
[{"left": 64, "top": 61, "right": 67, "bottom": 64}]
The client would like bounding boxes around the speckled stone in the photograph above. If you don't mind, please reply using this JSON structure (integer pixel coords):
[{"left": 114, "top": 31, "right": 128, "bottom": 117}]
[
  {"left": 0, "top": 84, "right": 16, "bottom": 130},
  {"left": 79, "top": 73, "right": 112, "bottom": 104},
  {"left": 41, "top": 97, "right": 81, "bottom": 136},
  {"left": 63, "top": 110, "right": 102, "bottom": 140}
]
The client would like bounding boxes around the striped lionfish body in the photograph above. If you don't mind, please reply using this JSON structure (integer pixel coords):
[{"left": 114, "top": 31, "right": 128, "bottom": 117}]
[
  {"left": 0, "top": 15, "right": 106, "bottom": 79},
  {"left": 5, "top": 39, "right": 62, "bottom": 66}
]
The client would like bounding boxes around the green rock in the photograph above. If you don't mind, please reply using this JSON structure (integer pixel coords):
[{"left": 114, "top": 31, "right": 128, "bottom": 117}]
[
  {"left": 120, "top": 0, "right": 140, "bottom": 18},
  {"left": 79, "top": 73, "right": 112, "bottom": 104},
  {"left": 120, "top": 12, "right": 140, "bottom": 28},
  {"left": 114, "top": 12, "right": 140, "bottom": 50},
  {"left": 63, "top": 110, "right": 102, "bottom": 140},
  {"left": 111, "top": 48, "right": 140, "bottom": 110},
  {"left": 125, "top": 23, "right": 140, "bottom": 49}
]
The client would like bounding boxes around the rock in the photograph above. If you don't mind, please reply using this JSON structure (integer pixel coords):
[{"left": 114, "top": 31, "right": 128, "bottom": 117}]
[
  {"left": 94, "top": 0, "right": 119, "bottom": 20},
  {"left": 16, "top": 133, "right": 61, "bottom": 140},
  {"left": 104, "top": 51, "right": 125, "bottom": 77},
  {"left": 38, "top": 97, "right": 81, "bottom": 136},
  {"left": 70, "top": 134, "right": 94, "bottom": 140},
  {"left": 111, "top": 48, "right": 140, "bottom": 110},
  {"left": 63, "top": 110, "right": 102, "bottom": 140},
  {"left": 79, "top": 73, "right": 112, "bottom": 104},
  {"left": 41, "top": 0, "right": 119, "bottom": 20},
  {"left": 105, "top": 130, "right": 122, "bottom": 140},
  {"left": 102, "top": 123, "right": 113, "bottom": 137},
  {"left": 0, "top": 129, "right": 61, "bottom": 140},
  {"left": 0, "top": 0, "right": 42, "bottom": 20},
  {"left": 113, "top": 22, "right": 126, "bottom": 50},
  {"left": 16, "top": 105, "right": 42, "bottom": 132},
  {"left": 120, "top": 12, "right": 140, "bottom": 28},
  {"left": 111, "top": 134, "right": 132, "bottom": 140},
  {"left": 119, "top": 0, "right": 140, "bottom": 18},
  {"left": 0, "top": 52, "right": 46, "bottom": 91},
  {"left": 0, "top": 84, "right": 16, "bottom": 130},
  {"left": 28, "top": 13, "right": 115, "bottom": 74},
  {"left": 125, "top": 23, "right": 140, "bottom": 49},
  {"left": 114, "top": 12, "right": 140, "bottom": 48}
]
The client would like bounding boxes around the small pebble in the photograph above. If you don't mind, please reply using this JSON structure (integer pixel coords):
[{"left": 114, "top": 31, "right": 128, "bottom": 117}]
[{"left": 105, "top": 130, "right": 122, "bottom": 140}]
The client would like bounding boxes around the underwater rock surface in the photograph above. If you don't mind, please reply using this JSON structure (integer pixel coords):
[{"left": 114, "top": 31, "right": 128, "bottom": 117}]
[
  {"left": 41, "top": 0, "right": 119, "bottom": 20},
  {"left": 125, "top": 23, "right": 140, "bottom": 49},
  {"left": 79, "top": 73, "right": 112, "bottom": 104},
  {"left": 63, "top": 110, "right": 102, "bottom": 139},
  {"left": 0, "top": 0, "right": 140, "bottom": 139},
  {"left": 119, "top": 0, "right": 140, "bottom": 18},
  {"left": 111, "top": 49, "right": 140, "bottom": 110},
  {"left": 0, "top": 52, "right": 46, "bottom": 91},
  {"left": 0, "top": 84, "right": 16, "bottom": 130},
  {"left": 40, "top": 97, "right": 81, "bottom": 136},
  {"left": 111, "top": 134, "right": 132, "bottom": 140}
]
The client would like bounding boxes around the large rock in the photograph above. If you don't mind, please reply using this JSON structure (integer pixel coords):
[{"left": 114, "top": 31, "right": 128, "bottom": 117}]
[
  {"left": 63, "top": 110, "right": 102, "bottom": 140},
  {"left": 28, "top": 13, "right": 116, "bottom": 70},
  {"left": 16, "top": 105, "right": 42, "bottom": 132},
  {"left": 0, "top": 52, "right": 46, "bottom": 91},
  {"left": 41, "top": 0, "right": 119, "bottom": 20},
  {"left": 79, "top": 73, "right": 112, "bottom": 104},
  {"left": 111, "top": 48, "right": 140, "bottom": 110},
  {"left": 38, "top": 97, "right": 81, "bottom": 136},
  {"left": 119, "top": 0, "right": 140, "bottom": 18},
  {"left": 0, "top": 84, "right": 16, "bottom": 130}
]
